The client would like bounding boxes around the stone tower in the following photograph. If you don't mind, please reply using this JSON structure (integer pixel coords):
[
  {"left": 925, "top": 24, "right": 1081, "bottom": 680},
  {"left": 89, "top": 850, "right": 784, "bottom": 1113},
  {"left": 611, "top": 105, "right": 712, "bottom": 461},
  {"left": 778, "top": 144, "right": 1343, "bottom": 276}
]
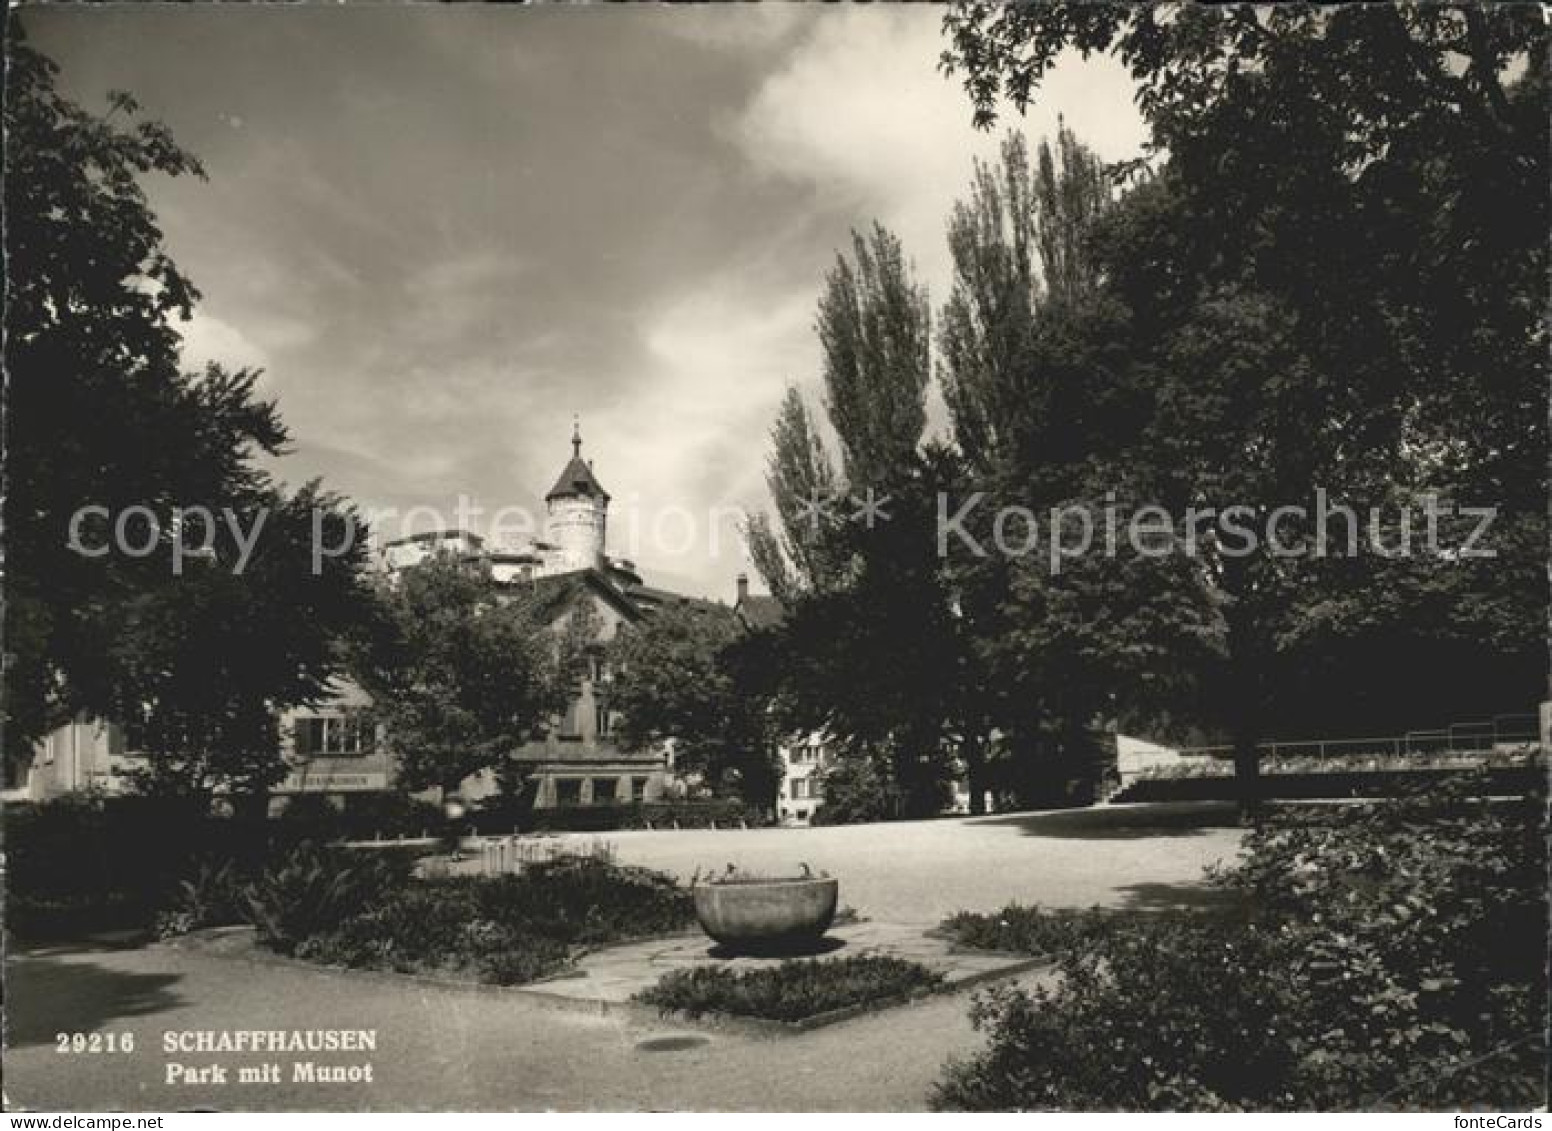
[{"left": 543, "top": 420, "right": 609, "bottom": 573}]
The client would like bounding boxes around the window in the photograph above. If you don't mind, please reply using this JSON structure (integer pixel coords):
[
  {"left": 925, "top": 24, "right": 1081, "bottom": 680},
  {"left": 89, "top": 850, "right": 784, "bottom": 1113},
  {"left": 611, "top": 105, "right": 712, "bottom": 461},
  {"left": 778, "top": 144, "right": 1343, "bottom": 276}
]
[
  {"left": 555, "top": 779, "right": 582, "bottom": 807},
  {"left": 558, "top": 697, "right": 584, "bottom": 739},
  {"left": 294, "top": 713, "right": 373, "bottom": 757},
  {"left": 629, "top": 777, "right": 648, "bottom": 802},
  {"left": 791, "top": 778, "right": 810, "bottom": 800},
  {"left": 590, "top": 777, "right": 617, "bottom": 805},
  {"left": 595, "top": 703, "right": 612, "bottom": 738}
]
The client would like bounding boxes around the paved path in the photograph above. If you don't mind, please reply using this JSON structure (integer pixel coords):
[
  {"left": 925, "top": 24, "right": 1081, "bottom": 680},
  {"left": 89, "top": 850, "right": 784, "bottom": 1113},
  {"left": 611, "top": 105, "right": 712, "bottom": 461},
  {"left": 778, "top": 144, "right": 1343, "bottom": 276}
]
[
  {"left": 4, "top": 938, "right": 1021, "bottom": 1111},
  {"left": 522, "top": 920, "right": 1042, "bottom": 1008},
  {"left": 519, "top": 802, "right": 1247, "bottom": 926},
  {"left": 5, "top": 803, "right": 1244, "bottom": 1111}
]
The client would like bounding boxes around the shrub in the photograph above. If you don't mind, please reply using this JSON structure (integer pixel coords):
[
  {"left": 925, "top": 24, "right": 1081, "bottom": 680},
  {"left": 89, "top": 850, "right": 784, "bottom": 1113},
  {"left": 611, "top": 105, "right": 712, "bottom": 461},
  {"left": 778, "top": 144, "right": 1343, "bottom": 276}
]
[
  {"left": 4, "top": 792, "right": 211, "bottom": 935},
  {"left": 2, "top": 791, "right": 447, "bottom": 939},
  {"left": 294, "top": 890, "right": 570, "bottom": 985},
  {"left": 507, "top": 798, "right": 760, "bottom": 833},
  {"left": 935, "top": 774, "right": 1548, "bottom": 1110},
  {"left": 241, "top": 842, "right": 410, "bottom": 954},
  {"left": 809, "top": 757, "right": 897, "bottom": 825},
  {"left": 337, "top": 793, "right": 444, "bottom": 839},
  {"left": 637, "top": 954, "right": 945, "bottom": 1022},
  {"left": 261, "top": 854, "right": 694, "bottom": 984},
  {"left": 155, "top": 858, "right": 245, "bottom": 938},
  {"left": 940, "top": 905, "right": 1115, "bottom": 957},
  {"left": 471, "top": 857, "right": 694, "bottom": 945}
]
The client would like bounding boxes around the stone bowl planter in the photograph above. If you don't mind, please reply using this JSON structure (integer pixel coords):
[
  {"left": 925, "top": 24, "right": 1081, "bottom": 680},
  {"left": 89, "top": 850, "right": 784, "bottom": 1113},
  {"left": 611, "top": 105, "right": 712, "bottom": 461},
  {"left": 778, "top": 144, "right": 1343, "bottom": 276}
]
[{"left": 693, "top": 874, "right": 839, "bottom": 954}]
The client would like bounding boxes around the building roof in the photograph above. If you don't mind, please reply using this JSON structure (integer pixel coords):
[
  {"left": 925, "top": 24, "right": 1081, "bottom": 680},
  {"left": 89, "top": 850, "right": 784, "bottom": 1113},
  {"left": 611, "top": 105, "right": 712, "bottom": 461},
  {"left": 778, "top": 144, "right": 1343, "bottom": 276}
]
[
  {"left": 734, "top": 594, "right": 785, "bottom": 631},
  {"left": 628, "top": 584, "right": 728, "bottom": 620},
  {"left": 544, "top": 422, "right": 610, "bottom": 502},
  {"left": 519, "top": 567, "right": 643, "bottom": 624},
  {"left": 383, "top": 528, "right": 485, "bottom": 548}
]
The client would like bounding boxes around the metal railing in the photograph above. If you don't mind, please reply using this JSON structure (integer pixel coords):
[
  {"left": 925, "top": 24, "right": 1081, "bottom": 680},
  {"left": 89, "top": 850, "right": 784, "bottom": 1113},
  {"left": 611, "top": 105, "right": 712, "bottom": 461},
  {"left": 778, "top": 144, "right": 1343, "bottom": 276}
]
[
  {"left": 477, "top": 835, "right": 616, "bottom": 876},
  {"left": 1175, "top": 714, "right": 1541, "bottom": 762}
]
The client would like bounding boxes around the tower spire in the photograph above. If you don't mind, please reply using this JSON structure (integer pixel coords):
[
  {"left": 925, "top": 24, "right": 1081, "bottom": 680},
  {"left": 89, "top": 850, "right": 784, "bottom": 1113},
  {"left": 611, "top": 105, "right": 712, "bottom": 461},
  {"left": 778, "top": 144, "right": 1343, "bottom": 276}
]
[{"left": 571, "top": 415, "right": 582, "bottom": 457}]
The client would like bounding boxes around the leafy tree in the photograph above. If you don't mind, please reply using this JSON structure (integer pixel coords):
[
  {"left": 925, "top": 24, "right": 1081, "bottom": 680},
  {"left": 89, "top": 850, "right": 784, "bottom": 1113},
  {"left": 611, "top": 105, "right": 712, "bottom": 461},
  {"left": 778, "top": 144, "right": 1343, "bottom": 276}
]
[
  {"left": 773, "top": 445, "right": 973, "bottom": 817},
  {"left": 939, "top": 127, "right": 1114, "bottom": 476},
  {"left": 935, "top": 124, "right": 1204, "bottom": 807},
  {"left": 3, "top": 29, "right": 375, "bottom": 794},
  {"left": 744, "top": 386, "right": 843, "bottom": 603},
  {"left": 817, "top": 223, "right": 932, "bottom": 488},
  {"left": 359, "top": 555, "right": 577, "bottom": 797},
  {"left": 941, "top": 4, "right": 1548, "bottom": 808},
  {"left": 606, "top": 603, "right": 779, "bottom": 807},
  {"left": 747, "top": 224, "right": 981, "bottom": 818},
  {"left": 112, "top": 484, "right": 374, "bottom": 796},
  {"left": 810, "top": 752, "right": 898, "bottom": 826}
]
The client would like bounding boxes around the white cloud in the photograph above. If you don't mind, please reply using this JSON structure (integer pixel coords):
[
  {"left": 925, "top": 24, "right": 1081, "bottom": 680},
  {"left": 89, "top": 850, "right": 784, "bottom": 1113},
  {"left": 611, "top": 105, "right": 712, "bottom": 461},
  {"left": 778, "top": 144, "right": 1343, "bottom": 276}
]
[
  {"left": 656, "top": 5, "right": 810, "bottom": 51},
  {"left": 586, "top": 257, "right": 820, "bottom": 587},
  {"left": 733, "top": 7, "right": 1148, "bottom": 298},
  {"left": 177, "top": 311, "right": 270, "bottom": 374}
]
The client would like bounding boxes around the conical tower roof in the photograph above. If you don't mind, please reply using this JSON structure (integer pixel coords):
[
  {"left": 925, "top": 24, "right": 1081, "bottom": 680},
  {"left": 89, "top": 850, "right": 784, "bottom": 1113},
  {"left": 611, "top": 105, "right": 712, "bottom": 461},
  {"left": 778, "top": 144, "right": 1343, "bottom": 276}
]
[{"left": 545, "top": 420, "right": 610, "bottom": 502}]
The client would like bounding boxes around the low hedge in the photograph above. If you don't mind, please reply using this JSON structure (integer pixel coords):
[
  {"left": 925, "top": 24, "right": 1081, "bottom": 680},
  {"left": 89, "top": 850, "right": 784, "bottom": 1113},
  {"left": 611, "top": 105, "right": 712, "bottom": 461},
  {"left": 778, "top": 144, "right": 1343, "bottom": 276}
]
[
  {"left": 942, "top": 905, "right": 1117, "bottom": 958},
  {"left": 637, "top": 954, "right": 945, "bottom": 1022},
  {"left": 469, "top": 797, "right": 764, "bottom": 834},
  {"left": 250, "top": 850, "right": 695, "bottom": 985},
  {"left": 6, "top": 792, "right": 440, "bottom": 939},
  {"left": 1116, "top": 764, "right": 1543, "bottom": 804},
  {"left": 935, "top": 773, "right": 1548, "bottom": 1110}
]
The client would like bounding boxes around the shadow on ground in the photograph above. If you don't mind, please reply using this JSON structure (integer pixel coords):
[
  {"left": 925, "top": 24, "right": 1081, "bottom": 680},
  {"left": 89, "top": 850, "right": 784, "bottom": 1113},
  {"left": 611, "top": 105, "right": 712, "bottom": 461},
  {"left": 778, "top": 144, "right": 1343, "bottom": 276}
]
[
  {"left": 1113, "top": 879, "right": 1246, "bottom": 913},
  {"left": 4, "top": 952, "right": 185, "bottom": 1047},
  {"left": 978, "top": 802, "right": 1241, "bottom": 840},
  {"left": 706, "top": 935, "right": 847, "bottom": 960}
]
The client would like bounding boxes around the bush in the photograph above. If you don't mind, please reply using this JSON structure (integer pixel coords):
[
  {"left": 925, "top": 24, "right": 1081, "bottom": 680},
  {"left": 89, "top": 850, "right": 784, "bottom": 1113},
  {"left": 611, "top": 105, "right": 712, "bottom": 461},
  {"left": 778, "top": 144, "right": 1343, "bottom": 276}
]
[
  {"left": 241, "top": 842, "right": 411, "bottom": 954},
  {"left": 934, "top": 774, "right": 1548, "bottom": 1110},
  {"left": 263, "top": 854, "right": 694, "bottom": 984},
  {"left": 941, "top": 905, "right": 1115, "bottom": 957},
  {"left": 3, "top": 791, "right": 442, "bottom": 939},
  {"left": 505, "top": 798, "right": 760, "bottom": 833},
  {"left": 637, "top": 955, "right": 945, "bottom": 1022},
  {"left": 337, "top": 793, "right": 444, "bottom": 839},
  {"left": 486, "top": 857, "right": 692, "bottom": 944},
  {"left": 5, "top": 793, "right": 213, "bottom": 935},
  {"left": 809, "top": 757, "right": 896, "bottom": 825},
  {"left": 155, "top": 858, "right": 245, "bottom": 938}
]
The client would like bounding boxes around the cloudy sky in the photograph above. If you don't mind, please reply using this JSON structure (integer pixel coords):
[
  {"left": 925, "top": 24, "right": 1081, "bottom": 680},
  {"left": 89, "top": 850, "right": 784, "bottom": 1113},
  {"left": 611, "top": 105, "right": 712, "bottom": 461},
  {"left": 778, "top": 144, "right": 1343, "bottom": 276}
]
[{"left": 27, "top": 5, "right": 1146, "bottom": 599}]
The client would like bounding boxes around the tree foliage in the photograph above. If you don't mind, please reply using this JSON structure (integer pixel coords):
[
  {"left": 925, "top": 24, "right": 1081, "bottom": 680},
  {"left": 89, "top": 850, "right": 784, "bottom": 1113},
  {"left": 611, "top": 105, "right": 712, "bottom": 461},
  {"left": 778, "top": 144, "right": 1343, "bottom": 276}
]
[
  {"left": 605, "top": 603, "right": 779, "bottom": 806},
  {"left": 817, "top": 223, "right": 932, "bottom": 488},
  {"left": 940, "top": 4, "right": 1549, "bottom": 806},
  {"left": 744, "top": 386, "right": 843, "bottom": 603},
  {"left": 3, "top": 29, "right": 375, "bottom": 793},
  {"left": 745, "top": 223, "right": 984, "bottom": 818},
  {"left": 359, "top": 556, "right": 578, "bottom": 795}
]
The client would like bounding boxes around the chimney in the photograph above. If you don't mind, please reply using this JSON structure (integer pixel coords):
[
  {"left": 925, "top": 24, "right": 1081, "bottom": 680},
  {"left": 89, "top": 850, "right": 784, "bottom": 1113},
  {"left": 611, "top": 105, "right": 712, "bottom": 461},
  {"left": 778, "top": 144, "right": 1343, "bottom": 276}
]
[{"left": 736, "top": 572, "right": 749, "bottom": 604}]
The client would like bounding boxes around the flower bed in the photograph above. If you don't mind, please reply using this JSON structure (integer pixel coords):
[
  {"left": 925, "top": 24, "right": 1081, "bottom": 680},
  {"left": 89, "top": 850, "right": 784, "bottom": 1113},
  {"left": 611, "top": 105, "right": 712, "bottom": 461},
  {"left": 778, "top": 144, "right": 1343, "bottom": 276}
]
[
  {"left": 636, "top": 954, "right": 944, "bottom": 1022},
  {"left": 238, "top": 845, "right": 694, "bottom": 985}
]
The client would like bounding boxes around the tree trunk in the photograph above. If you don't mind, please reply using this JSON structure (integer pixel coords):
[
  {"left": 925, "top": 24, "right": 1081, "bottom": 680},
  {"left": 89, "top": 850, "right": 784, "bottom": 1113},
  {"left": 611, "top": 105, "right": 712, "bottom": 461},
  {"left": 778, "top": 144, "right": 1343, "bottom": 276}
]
[
  {"left": 1232, "top": 727, "right": 1262, "bottom": 820},
  {"left": 963, "top": 733, "right": 987, "bottom": 815}
]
